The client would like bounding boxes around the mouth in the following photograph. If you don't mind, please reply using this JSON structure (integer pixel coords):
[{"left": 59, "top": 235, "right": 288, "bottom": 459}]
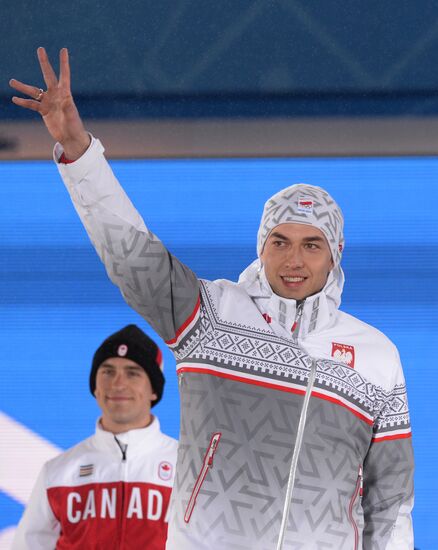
[
  {"left": 107, "top": 396, "right": 132, "bottom": 401},
  {"left": 280, "top": 275, "right": 307, "bottom": 289}
]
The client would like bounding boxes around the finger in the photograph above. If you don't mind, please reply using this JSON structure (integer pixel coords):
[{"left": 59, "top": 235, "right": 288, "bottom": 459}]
[
  {"left": 11, "top": 96, "right": 43, "bottom": 113},
  {"left": 9, "top": 78, "right": 43, "bottom": 100},
  {"left": 37, "top": 46, "right": 58, "bottom": 89},
  {"left": 59, "top": 48, "right": 71, "bottom": 91}
]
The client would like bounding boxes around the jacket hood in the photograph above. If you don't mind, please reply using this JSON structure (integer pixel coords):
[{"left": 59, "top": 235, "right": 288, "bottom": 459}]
[
  {"left": 257, "top": 183, "right": 345, "bottom": 267},
  {"left": 238, "top": 259, "right": 344, "bottom": 340}
]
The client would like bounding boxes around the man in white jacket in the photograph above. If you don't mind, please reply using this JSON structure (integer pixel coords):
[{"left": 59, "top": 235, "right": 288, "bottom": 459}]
[
  {"left": 12, "top": 324, "right": 178, "bottom": 550},
  {"left": 10, "top": 48, "right": 414, "bottom": 549}
]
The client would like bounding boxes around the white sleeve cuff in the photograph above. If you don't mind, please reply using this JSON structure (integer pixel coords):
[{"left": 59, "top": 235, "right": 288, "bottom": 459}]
[{"left": 53, "top": 134, "right": 105, "bottom": 183}]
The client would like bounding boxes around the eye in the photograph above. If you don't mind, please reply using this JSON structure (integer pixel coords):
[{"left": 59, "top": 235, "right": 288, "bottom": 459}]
[
  {"left": 127, "top": 369, "right": 142, "bottom": 377},
  {"left": 272, "top": 240, "right": 286, "bottom": 248},
  {"left": 100, "top": 368, "right": 113, "bottom": 376},
  {"left": 304, "top": 242, "right": 319, "bottom": 250}
]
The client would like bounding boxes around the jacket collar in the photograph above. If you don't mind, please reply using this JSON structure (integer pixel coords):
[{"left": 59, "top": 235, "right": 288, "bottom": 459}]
[
  {"left": 238, "top": 259, "right": 344, "bottom": 340},
  {"left": 93, "top": 415, "right": 162, "bottom": 457}
]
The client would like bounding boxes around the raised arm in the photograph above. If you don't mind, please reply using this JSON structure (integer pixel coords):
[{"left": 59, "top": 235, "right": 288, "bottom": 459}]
[
  {"left": 10, "top": 49, "right": 200, "bottom": 343},
  {"left": 56, "top": 137, "right": 200, "bottom": 342}
]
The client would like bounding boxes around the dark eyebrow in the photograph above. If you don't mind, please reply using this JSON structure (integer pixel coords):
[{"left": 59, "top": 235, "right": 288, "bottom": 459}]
[
  {"left": 99, "top": 362, "right": 116, "bottom": 369},
  {"left": 268, "top": 232, "right": 325, "bottom": 242},
  {"left": 269, "top": 231, "right": 289, "bottom": 240},
  {"left": 98, "top": 362, "right": 143, "bottom": 371},
  {"left": 302, "top": 236, "right": 326, "bottom": 242}
]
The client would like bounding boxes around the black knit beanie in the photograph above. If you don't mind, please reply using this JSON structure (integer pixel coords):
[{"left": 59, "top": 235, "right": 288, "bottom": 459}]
[{"left": 90, "top": 325, "right": 165, "bottom": 407}]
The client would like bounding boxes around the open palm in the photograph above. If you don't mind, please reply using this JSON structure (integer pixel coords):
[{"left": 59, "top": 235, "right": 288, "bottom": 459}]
[{"left": 10, "top": 48, "right": 90, "bottom": 159}]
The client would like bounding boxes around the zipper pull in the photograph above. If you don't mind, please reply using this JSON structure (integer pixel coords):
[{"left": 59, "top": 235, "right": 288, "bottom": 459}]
[
  {"left": 207, "top": 433, "right": 221, "bottom": 467},
  {"left": 291, "top": 301, "right": 304, "bottom": 336},
  {"left": 359, "top": 465, "right": 363, "bottom": 497},
  {"left": 114, "top": 436, "right": 127, "bottom": 461}
]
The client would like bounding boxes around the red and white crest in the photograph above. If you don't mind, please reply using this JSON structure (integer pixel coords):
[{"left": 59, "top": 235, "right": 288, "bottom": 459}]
[
  {"left": 117, "top": 344, "right": 128, "bottom": 357},
  {"left": 158, "top": 461, "right": 173, "bottom": 481},
  {"left": 331, "top": 342, "right": 355, "bottom": 368}
]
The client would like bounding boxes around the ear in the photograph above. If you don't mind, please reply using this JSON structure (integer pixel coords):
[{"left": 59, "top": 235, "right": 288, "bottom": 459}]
[{"left": 151, "top": 392, "right": 158, "bottom": 401}]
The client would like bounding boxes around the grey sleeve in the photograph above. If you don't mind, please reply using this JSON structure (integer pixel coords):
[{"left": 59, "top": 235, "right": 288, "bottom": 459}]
[
  {"left": 362, "top": 380, "right": 414, "bottom": 550},
  {"left": 56, "top": 137, "right": 200, "bottom": 342}
]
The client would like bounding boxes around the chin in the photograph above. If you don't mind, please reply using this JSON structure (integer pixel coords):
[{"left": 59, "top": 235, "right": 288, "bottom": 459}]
[
  {"left": 274, "top": 287, "right": 304, "bottom": 301},
  {"left": 286, "top": 293, "right": 305, "bottom": 301},
  {"left": 109, "top": 417, "right": 129, "bottom": 425}
]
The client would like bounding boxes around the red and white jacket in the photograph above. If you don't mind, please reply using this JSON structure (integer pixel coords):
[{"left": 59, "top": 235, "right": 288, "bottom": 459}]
[{"left": 12, "top": 417, "right": 178, "bottom": 550}]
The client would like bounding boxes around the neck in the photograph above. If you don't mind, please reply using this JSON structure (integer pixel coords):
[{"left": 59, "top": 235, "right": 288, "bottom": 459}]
[{"left": 100, "top": 414, "right": 153, "bottom": 435}]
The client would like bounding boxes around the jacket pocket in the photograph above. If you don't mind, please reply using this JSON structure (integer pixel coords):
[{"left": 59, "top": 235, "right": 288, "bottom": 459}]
[
  {"left": 184, "top": 432, "right": 221, "bottom": 523},
  {"left": 348, "top": 465, "right": 363, "bottom": 550}
]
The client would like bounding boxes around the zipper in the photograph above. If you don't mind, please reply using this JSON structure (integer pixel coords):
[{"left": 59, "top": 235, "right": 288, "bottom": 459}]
[
  {"left": 291, "top": 301, "right": 304, "bottom": 342},
  {"left": 275, "top": 357, "right": 317, "bottom": 550},
  {"left": 184, "top": 432, "right": 221, "bottom": 523},
  {"left": 114, "top": 436, "right": 128, "bottom": 550},
  {"left": 178, "top": 371, "right": 184, "bottom": 389},
  {"left": 115, "top": 436, "right": 127, "bottom": 461},
  {"left": 348, "top": 465, "right": 363, "bottom": 550}
]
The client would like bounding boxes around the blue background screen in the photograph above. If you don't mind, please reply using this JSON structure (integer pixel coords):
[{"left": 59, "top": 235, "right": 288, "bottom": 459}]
[{"left": 0, "top": 156, "right": 436, "bottom": 548}]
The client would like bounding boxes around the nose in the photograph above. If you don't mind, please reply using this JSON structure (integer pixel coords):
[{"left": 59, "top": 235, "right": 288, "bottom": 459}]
[
  {"left": 284, "top": 245, "right": 304, "bottom": 268},
  {"left": 112, "top": 371, "right": 128, "bottom": 388}
]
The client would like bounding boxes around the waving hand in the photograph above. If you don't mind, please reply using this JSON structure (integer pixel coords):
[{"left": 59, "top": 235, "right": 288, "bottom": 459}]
[{"left": 10, "top": 48, "right": 90, "bottom": 160}]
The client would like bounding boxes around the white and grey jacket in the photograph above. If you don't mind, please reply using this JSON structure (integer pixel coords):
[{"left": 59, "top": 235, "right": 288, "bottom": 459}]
[{"left": 55, "top": 137, "right": 414, "bottom": 550}]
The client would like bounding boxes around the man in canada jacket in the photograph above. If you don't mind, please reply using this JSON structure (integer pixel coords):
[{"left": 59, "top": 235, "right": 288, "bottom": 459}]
[
  {"left": 10, "top": 47, "right": 414, "bottom": 550},
  {"left": 12, "top": 325, "right": 178, "bottom": 550}
]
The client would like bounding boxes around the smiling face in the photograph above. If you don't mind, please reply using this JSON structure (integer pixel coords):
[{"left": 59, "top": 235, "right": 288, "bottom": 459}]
[
  {"left": 94, "top": 357, "right": 157, "bottom": 434},
  {"left": 260, "top": 223, "right": 334, "bottom": 301}
]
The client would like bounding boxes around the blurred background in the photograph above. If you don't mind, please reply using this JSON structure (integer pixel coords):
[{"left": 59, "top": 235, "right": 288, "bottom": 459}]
[{"left": 1, "top": 2, "right": 437, "bottom": 548}]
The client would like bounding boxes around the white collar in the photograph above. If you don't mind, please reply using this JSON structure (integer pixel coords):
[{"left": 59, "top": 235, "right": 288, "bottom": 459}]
[
  {"left": 238, "top": 259, "right": 344, "bottom": 341},
  {"left": 93, "top": 415, "right": 162, "bottom": 457}
]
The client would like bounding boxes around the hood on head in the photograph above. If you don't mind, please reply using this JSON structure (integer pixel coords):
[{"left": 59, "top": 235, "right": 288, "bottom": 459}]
[
  {"left": 257, "top": 183, "right": 344, "bottom": 267},
  {"left": 239, "top": 184, "right": 345, "bottom": 309}
]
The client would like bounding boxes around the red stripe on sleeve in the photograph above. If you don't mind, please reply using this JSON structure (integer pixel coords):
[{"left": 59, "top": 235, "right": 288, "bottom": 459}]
[
  {"left": 166, "top": 295, "right": 201, "bottom": 345},
  {"left": 372, "top": 432, "right": 412, "bottom": 443}
]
